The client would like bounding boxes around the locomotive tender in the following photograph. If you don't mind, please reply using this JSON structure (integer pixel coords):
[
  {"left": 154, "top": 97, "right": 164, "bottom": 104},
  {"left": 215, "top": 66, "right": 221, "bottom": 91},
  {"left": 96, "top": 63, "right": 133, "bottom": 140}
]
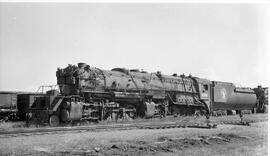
[{"left": 28, "top": 63, "right": 258, "bottom": 126}]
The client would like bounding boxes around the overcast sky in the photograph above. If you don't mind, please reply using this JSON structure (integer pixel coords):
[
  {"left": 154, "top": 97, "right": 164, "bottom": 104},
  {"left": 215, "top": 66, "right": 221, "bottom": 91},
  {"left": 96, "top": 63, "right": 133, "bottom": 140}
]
[{"left": 0, "top": 3, "right": 269, "bottom": 91}]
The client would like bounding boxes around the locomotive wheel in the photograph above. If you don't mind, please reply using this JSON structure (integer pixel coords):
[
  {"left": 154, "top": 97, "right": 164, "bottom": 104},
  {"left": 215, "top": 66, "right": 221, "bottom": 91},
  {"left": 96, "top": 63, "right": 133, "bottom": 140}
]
[
  {"left": 127, "top": 110, "right": 136, "bottom": 119},
  {"left": 60, "top": 109, "right": 70, "bottom": 123},
  {"left": 127, "top": 106, "right": 136, "bottom": 119},
  {"left": 205, "top": 113, "right": 210, "bottom": 120},
  {"left": 171, "top": 105, "right": 181, "bottom": 116},
  {"left": 49, "top": 115, "right": 60, "bottom": 127},
  {"left": 194, "top": 110, "right": 202, "bottom": 117}
]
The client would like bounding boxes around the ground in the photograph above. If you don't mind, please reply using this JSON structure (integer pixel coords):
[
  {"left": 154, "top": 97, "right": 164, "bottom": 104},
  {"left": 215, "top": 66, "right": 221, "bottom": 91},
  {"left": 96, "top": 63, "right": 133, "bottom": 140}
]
[{"left": 0, "top": 114, "right": 268, "bottom": 156}]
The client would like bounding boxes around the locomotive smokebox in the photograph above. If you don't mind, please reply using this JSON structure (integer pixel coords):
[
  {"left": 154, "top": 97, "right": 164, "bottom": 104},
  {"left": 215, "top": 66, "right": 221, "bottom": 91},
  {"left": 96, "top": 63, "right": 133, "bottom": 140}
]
[{"left": 78, "top": 63, "right": 87, "bottom": 68}]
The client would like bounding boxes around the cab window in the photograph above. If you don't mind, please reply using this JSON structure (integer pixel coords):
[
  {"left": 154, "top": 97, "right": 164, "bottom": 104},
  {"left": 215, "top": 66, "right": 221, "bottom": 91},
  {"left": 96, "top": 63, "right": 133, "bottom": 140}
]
[{"left": 204, "top": 85, "right": 208, "bottom": 91}]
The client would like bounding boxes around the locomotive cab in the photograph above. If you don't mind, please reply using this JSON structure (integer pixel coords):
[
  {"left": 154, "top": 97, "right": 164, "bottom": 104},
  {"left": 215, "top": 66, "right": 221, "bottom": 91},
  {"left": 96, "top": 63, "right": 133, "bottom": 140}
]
[{"left": 192, "top": 78, "right": 212, "bottom": 116}]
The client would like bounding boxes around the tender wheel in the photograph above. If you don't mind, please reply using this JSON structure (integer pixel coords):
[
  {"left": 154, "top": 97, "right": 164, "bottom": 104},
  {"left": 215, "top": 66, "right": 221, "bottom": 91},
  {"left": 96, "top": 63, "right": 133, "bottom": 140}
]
[{"left": 49, "top": 115, "right": 60, "bottom": 127}]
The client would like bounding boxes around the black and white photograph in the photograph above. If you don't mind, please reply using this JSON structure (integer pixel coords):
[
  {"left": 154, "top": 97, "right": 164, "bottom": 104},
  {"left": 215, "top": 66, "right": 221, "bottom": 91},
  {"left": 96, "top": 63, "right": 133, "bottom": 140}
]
[{"left": 0, "top": 0, "right": 269, "bottom": 155}]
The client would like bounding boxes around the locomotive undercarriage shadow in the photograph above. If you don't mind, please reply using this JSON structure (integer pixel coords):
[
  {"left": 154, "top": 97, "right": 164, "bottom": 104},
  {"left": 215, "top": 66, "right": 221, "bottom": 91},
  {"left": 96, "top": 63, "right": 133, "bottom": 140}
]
[{"left": 170, "top": 105, "right": 207, "bottom": 117}]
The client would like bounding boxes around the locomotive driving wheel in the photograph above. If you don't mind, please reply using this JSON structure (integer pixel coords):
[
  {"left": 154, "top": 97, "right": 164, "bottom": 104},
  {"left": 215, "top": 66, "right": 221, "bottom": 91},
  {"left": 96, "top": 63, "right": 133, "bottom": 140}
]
[
  {"left": 127, "top": 109, "right": 136, "bottom": 119},
  {"left": 126, "top": 106, "right": 136, "bottom": 119},
  {"left": 49, "top": 115, "right": 60, "bottom": 127},
  {"left": 171, "top": 105, "right": 181, "bottom": 116}
]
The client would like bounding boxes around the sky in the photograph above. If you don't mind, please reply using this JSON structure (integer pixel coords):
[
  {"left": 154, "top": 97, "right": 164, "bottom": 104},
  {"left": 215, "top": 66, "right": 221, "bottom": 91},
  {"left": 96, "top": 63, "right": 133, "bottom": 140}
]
[{"left": 0, "top": 3, "right": 269, "bottom": 91}]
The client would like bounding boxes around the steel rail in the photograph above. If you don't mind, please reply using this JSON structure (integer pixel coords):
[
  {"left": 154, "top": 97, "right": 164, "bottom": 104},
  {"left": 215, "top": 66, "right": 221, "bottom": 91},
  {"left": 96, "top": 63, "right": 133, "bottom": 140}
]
[
  {"left": 0, "top": 114, "right": 267, "bottom": 138},
  {"left": 0, "top": 121, "right": 215, "bottom": 138}
]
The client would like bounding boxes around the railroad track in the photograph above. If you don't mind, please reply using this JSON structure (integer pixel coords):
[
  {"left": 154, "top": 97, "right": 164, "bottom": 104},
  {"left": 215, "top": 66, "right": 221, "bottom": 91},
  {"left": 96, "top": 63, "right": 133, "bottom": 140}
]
[
  {"left": 0, "top": 114, "right": 267, "bottom": 138},
  {"left": 0, "top": 121, "right": 216, "bottom": 138}
]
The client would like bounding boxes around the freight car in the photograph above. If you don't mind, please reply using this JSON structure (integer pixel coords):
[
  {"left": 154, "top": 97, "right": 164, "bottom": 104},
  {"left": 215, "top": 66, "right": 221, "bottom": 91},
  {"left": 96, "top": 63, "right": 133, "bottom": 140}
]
[
  {"left": 0, "top": 91, "right": 44, "bottom": 121},
  {"left": 28, "top": 63, "right": 257, "bottom": 126},
  {"left": 0, "top": 92, "right": 18, "bottom": 120}
]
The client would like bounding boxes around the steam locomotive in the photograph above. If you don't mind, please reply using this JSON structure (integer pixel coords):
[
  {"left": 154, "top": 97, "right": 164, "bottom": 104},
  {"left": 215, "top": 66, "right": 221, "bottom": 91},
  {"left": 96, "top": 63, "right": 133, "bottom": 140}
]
[{"left": 26, "top": 63, "right": 260, "bottom": 126}]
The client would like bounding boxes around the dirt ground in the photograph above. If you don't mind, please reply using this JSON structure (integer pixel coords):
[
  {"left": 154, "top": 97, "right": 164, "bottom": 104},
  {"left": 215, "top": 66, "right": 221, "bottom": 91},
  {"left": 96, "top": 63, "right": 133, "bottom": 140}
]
[{"left": 0, "top": 115, "right": 268, "bottom": 156}]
